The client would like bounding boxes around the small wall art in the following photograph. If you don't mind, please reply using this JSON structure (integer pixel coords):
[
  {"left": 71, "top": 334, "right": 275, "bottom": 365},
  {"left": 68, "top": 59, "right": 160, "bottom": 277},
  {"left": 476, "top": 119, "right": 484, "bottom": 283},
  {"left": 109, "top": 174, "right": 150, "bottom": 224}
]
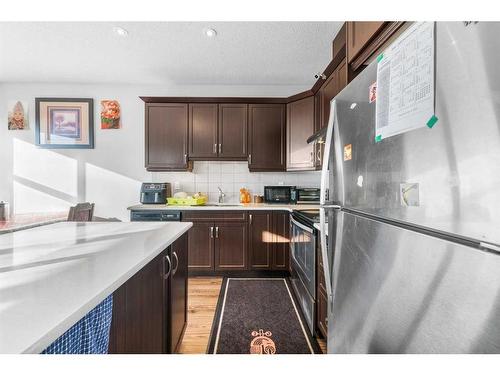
[
  {"left": 8, "top": 100, "right": 29, "bottom": 130},
  {"left": 100, "top": 100, "right": 121, "bottom": 129},
  {"left": 35, "top": 98, "right": 94, "bottom": 149}
]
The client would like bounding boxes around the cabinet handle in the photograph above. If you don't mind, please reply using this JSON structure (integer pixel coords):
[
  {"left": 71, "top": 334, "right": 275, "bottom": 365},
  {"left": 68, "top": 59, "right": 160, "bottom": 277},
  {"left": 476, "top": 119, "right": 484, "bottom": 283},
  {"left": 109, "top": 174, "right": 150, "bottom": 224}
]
[
  {"left": 218, "top": 143, "right": 222, "bottom": 154},
  {"left": 310, "top": 151, "right": 314, "bottom": 163},
  {"left": 317, "top": 147, "right": 322, "bottom": 162},
  {"left": 172, "top": 251, "right": 179, "bottom": 276},
  {"left": 248, "top": 154, "right": 252, "bottom": 164},
  {"left": 213, "top": 143, "right": 217, "bottom": 154},
  {"left": 163, "top": 255, "right": 172, "bottom": 279},
  {"left": 184, "top": 154, "right": 188, "bottom": 164},
  {"left": 215, "top": 226, "right": 219, "bottom": 238},
  {"left": 210, "top": 226, "right": 214, "bottom": 238},
  {"left": 249, "top": 214, "right": 252, "bottom": 225}
]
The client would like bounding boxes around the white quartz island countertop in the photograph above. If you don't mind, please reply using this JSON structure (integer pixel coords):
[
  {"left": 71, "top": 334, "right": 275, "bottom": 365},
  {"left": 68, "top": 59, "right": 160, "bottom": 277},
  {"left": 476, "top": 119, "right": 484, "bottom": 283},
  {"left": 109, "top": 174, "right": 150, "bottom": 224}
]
[{"left": 0, "top": 221, "right": 192, "bottom": 354}]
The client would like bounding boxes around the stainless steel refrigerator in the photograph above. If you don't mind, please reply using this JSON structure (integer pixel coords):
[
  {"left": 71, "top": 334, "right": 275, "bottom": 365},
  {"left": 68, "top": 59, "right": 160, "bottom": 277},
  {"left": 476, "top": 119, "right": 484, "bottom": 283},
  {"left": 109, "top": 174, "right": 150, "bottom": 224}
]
[{"left": 319, "top": 22, "right": 500, "bottom": 354}]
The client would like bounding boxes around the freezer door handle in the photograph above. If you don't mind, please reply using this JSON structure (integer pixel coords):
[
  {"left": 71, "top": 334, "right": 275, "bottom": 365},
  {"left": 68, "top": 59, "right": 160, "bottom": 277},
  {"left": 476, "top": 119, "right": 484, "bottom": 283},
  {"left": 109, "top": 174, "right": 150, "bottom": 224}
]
[
  {"left": 320, "top": 100, "right": 337, "bottom": 205},
  {"left": 321, "top": 204, "right": 341, "bottom": 209}
]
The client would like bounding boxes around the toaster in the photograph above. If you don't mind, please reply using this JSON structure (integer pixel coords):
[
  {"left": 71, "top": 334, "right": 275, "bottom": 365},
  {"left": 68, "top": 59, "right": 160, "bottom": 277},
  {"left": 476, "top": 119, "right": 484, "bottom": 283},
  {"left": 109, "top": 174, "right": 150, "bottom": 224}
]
[{"left": 140, "top": 183, "right": 171, "bottom": 204}]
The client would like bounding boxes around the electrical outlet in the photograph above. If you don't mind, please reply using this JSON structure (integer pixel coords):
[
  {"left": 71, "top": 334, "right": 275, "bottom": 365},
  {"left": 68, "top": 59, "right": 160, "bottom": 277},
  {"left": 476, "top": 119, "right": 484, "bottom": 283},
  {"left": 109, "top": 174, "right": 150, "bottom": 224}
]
[{"left": 174, "top": 181, "right": 180, "bottom": 191}]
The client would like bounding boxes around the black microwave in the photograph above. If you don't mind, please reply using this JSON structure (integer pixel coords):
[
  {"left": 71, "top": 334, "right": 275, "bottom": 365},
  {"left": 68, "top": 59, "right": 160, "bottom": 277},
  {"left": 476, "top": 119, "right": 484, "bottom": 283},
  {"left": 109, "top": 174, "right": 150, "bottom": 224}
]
[{"left": 264, "top": 186, "right": 297, "bottom": 204}]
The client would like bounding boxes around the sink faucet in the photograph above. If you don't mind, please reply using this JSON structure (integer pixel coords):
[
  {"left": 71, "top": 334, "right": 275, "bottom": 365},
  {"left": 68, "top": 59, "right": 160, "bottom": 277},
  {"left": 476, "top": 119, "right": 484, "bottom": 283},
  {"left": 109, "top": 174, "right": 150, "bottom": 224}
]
[{"left": 218, "top": 187, "right": 226, "bottom": 204}]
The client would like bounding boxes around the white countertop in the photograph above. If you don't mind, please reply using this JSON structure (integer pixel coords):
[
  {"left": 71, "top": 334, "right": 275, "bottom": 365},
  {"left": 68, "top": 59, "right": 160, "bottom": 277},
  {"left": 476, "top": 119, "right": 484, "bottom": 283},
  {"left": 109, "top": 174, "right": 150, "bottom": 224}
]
[
  {"left": 0, "top": 221, "right": 192, "bottom": 354},
  {"left": 128, "top": 203, "right": 320, "bottom": 212}
]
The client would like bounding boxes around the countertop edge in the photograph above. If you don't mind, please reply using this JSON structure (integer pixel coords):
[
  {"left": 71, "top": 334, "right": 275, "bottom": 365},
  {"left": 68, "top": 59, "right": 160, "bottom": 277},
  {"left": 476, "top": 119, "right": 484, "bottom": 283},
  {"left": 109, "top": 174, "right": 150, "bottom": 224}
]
[
  {"left": 22, "top": 222, "right": 193, "bottom": 354},
  {"left": 127, "top": 204, "right": 320, "bottom": 212}
]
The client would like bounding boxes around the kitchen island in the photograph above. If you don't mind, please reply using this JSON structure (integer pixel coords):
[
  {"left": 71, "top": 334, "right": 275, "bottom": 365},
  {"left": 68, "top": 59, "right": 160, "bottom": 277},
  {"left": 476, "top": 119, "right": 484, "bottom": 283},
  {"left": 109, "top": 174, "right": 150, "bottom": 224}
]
[{"left": 0, "top": 221, "right": 192, "bottom": 354}]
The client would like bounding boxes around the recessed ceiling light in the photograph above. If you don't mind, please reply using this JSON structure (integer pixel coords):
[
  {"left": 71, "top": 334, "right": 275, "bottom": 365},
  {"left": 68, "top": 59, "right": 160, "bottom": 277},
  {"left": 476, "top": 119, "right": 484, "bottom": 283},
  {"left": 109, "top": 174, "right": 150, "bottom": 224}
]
[
  {"left": 113, "top": 27, "right": 129, "bottom": 37},
  {"left": 204, "top": 28, "right": 217, "bottom": 38}
]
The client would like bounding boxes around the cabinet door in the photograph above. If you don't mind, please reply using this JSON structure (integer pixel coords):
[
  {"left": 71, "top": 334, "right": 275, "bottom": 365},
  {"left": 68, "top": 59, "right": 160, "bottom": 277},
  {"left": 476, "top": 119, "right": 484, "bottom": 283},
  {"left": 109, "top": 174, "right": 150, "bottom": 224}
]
[
  {"left": 146, "top": 103, "right": 189, "bottom": 171},
  {"left": 319, "top": 72, "right": 338, "bottom": 130},
  {"left": 248, "top": 211, "right": 273, "bottom": 269},
  {"left": 337, "top": 58, "right": 348, "bottom": 92},
  {"left": 189, "top": 103, "right": 218, "bottom": 159},
  {"left": 169, "top": 233, "right": 188, "bottom": 353},
  {"left": 318, "top": 58, "right": 348, "bottom": 131},
  {"left": 218, "top": 104, "right": 248, "bottom": 160},
  {"left": 248, "top": 104, "right": 286, "bottom": 171},
  {"left": 109, "top": 249, "right": 167, "bottom": 353},
  {"left": 314, "top": 92, "right": 323, "bottom": 169},
  {"left": 215, "top": 222, "right": 248, "bottom": 271},
  {"left": 287, "top": 97, "right": 315, "bottom": 171},
  {"left": 317, "top": 287, "right": 328, "bottom": 338},
  {"left": 186, "top": 221, "right": 214, "bottom": 272},
  {"left": 346, "top": 21, "right": 385, "bottom": 63},
  {"left": 272, "top": 211, "right": 290, "bottom": 270}
]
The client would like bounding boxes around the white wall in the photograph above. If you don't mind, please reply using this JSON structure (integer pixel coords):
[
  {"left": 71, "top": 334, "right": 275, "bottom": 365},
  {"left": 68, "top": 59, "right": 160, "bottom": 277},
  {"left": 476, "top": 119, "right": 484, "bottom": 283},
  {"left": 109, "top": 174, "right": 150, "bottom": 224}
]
[{"left": 0, "top": 82, "right": 318, "bottom": 221}]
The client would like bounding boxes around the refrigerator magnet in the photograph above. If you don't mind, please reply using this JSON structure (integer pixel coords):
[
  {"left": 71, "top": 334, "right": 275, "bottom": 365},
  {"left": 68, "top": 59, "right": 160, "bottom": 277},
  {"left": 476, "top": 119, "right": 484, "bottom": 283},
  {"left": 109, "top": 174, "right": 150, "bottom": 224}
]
[
  {"left": 369, "top": 82, "right": 377, "bottom": 103},
  {"left": 343, "top": 144, "right": 352, "bottom": 161}
]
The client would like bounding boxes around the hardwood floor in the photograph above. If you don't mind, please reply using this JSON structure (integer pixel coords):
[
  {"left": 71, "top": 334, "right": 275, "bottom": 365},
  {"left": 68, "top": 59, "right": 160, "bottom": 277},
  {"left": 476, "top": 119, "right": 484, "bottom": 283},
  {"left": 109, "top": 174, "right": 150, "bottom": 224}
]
[
  {"left": 317, "top": 338, "right": 327, "bottom": 354},
  {"left": 177, "top": 276, "right": 327, "bottom": 354},
  {"left": 177, "top": 277, "right": 223, "bottom": 354}
]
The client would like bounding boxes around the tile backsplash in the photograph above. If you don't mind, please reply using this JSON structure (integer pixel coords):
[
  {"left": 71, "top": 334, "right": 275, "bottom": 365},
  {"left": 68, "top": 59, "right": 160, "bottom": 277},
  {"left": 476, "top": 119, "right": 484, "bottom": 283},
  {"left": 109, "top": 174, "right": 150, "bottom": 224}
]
[{"left": 152, "top": 161, "right": 320, "bottom": 203}]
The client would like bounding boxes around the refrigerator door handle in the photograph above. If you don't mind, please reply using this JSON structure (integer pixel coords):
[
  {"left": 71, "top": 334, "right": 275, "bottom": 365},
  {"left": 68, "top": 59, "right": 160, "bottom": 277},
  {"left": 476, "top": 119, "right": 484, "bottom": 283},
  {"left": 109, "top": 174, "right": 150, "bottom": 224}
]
[
  {"left": 320, "top": 100, "right": 337, "bottom": 206},
  {"left": 319, "top": 208, "right": 333, "bottom": 307}
]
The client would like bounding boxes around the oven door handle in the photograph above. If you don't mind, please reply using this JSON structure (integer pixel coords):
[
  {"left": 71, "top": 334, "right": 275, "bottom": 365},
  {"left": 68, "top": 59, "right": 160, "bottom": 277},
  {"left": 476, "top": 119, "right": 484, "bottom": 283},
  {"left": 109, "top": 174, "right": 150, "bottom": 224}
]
[{"left": 290, "top": 216, "right": 314, "bottom": 234}]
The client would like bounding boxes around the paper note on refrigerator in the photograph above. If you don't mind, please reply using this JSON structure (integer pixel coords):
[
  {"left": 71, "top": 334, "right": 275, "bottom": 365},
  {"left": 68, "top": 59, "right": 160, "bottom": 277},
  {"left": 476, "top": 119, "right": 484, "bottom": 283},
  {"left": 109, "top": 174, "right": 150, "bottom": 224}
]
[{"left": 375, "top": 22, "right": 435, "bottom": 141}]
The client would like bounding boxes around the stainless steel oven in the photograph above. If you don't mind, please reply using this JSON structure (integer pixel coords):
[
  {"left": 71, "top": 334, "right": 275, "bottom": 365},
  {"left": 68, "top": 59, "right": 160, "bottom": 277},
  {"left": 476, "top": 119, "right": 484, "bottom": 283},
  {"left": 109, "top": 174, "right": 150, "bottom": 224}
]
[{"left": 289, "top": 213, "right": 317, "bottom": 335}]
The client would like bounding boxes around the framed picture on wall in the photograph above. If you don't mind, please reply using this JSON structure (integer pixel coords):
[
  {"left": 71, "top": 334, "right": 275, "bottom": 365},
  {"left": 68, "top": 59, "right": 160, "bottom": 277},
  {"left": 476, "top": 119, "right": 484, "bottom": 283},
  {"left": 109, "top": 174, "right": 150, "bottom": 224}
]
[{"left": 35, "top": 98, "right": 94, "bottom": 148}]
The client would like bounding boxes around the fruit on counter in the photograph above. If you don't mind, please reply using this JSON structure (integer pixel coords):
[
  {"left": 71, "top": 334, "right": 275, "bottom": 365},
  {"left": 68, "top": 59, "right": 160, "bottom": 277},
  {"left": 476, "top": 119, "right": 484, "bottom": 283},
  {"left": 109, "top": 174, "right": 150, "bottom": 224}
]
[
  {"left": 173, "top": 191, "right": 188, "bottom": 199},
  {"left": 239, "top": 188, "right": 251, "bottom": 203}
]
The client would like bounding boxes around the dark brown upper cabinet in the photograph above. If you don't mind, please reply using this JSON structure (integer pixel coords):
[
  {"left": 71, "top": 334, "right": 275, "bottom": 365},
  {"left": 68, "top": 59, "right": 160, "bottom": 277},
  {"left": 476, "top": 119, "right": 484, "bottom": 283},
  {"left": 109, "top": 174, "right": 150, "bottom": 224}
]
[
  {"left": 287, "top": 96, "right": 315, "bottom": 171},
  {"left": 218, "top": 104, "right": 248, "bottom": 160},
  {"left": 248, "top": 104, "right": 286, "bottom": 172},
  {"left": 145, "top": 103, "right": 191, "bottom": 171},
  {"left": 314, "top": 58, "right": 348, "bottom": 170},
  {"left": 188, "top": 103, "right": 247, "bottom": 161},
  {"left": 316, "top": 58, "right": 348, "bottom": 132},
  {"left": 347, "top": 22, "right": 386, "bottom": 63},
  {"left": 347, "top": 21, "right": 406, "bottom": 72},
  {"left": 188, "top": 103, "right": 218, "bottom": 159}
]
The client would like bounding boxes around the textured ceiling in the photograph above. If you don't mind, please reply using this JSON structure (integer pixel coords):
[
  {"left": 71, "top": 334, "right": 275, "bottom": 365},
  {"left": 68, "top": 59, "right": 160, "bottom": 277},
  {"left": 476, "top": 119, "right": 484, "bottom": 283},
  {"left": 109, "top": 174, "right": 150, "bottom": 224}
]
[{"left": 0, "top": 22, "right": 343, "bottom": 88}]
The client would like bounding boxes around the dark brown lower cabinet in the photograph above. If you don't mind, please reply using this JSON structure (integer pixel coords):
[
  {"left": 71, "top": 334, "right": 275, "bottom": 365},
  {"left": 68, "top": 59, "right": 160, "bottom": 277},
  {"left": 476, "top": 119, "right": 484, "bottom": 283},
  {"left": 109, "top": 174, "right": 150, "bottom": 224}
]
[
  {"left": 316, "top": 247, "right": 328, "bottom": 338},
  {"left": 186, "top": 221, "right": 214, "bottom": 272},
  {"left": 108, "top": 233, "right": 188, "bottom": 354},
  {"left": 317, "top": 287, "right": 328, "bottom": 338},
  {"left": 183, "top": 211, "right": 248, "bottom": 273},
  {"left": 248, "top": 211, "right": 290, "bottom": 270},
  {"left": 272, "top": 211, "right": 290, "bottom": 270},
  {"left": 248, "top": 212, "right": 273, "bottom": 269},
  {"left": 169, "top": 233, "right": 189, "bottom": 353},
  {"left": 215, "top": 222, "right": 248, "bottom": 271}
]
